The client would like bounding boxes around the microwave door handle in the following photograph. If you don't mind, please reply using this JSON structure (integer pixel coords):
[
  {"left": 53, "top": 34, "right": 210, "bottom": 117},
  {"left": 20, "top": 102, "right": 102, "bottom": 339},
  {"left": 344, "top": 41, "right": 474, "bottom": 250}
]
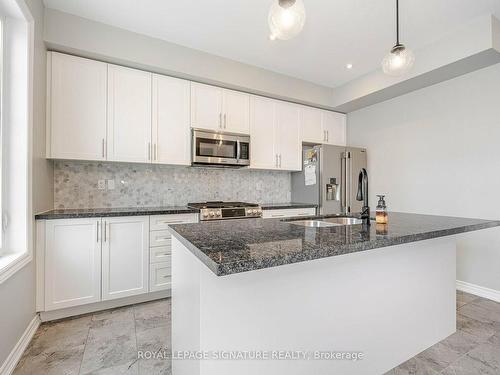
[{"left": 236, "top": 140, "right": 241, "bottom": 162}]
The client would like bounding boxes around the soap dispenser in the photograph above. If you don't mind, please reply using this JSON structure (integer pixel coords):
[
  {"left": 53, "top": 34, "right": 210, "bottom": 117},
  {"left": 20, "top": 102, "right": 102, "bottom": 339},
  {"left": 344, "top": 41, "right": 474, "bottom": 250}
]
[{"left": 375, "top": 195, "right": 388, "bottom": 224}]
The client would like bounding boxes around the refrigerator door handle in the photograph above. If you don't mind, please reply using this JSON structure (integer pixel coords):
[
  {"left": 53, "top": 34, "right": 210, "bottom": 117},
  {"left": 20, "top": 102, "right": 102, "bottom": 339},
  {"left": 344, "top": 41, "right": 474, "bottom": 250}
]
[{"left": 341, "top": 152, "right": 347, "bottom": 214}]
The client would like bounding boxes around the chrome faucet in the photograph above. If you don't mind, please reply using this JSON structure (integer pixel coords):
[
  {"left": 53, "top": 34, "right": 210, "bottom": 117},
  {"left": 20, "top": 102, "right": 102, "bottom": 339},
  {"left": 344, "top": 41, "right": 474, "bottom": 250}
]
[{"left": 356, "top": 168, "right": 370, "bottom": 225}]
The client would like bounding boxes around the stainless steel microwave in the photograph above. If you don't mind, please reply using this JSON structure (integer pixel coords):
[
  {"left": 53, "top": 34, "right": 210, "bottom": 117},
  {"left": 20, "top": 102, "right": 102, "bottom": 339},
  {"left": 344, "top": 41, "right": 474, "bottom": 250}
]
[{"left": 192, "top": 129, "right": 250, "bottom": 167}]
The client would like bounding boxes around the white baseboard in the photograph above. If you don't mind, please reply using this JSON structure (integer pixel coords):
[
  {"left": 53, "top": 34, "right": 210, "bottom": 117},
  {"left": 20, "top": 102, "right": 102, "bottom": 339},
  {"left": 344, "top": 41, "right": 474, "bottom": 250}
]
[
  {"left": 457, "top": 280, "right": 500, "bottom": 302},
  {"left": 0, "top": 315, "right": 40, "bottom": 375}
]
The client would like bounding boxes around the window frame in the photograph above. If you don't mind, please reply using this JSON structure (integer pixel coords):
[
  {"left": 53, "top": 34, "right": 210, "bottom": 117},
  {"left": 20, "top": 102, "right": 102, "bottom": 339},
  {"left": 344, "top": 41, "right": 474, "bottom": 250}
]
[{"left": 0, "top": 0, "right": 34, "bottom": 283}]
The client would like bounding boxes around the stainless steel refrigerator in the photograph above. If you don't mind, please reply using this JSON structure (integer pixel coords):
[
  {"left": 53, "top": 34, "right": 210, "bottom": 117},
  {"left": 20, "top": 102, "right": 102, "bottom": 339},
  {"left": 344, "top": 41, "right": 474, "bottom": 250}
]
[{"left": 291, "top": 145, "right": 367, "bottom": 215}]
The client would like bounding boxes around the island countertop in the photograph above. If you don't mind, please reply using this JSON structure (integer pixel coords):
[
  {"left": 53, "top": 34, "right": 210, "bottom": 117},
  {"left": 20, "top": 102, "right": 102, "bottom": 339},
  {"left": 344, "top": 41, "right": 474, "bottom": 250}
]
[{"left": 168, "top": 212, "right": 500, "bottom": 276}]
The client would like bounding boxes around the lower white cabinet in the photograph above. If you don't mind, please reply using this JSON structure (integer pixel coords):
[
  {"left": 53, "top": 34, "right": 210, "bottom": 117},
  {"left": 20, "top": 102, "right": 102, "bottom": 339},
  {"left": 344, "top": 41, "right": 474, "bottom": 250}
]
[
  {"left": 44, "top": 218, "right": 101, "bottom": 311},
  {"left": 262, "top": 207, "right": 316, "bottom": 219},
  {"left": 150, "top": 261, "right": 172, "bottom": 292},
  {"left": 101, "top": 216, "right": 149, "bottom": 301},
  {"left": 40, "top": 213, "right": 199, "bottom": 313}
]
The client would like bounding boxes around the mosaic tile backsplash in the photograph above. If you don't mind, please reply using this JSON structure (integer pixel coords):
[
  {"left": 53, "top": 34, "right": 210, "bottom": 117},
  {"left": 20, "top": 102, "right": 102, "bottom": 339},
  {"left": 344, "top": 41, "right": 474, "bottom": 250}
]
[{"left": 54, "top": 161, "right": 292, "bottom": 209}]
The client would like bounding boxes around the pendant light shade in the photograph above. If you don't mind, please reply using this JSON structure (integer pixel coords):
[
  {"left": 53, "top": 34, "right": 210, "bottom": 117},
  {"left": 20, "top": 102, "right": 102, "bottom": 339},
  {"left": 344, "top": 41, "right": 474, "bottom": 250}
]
[
  {"left": 268, "top": 0, "right": 306, "bottom": 41},
  {"left": 382, "top": 0, "right": 414, "bottom": 76}
]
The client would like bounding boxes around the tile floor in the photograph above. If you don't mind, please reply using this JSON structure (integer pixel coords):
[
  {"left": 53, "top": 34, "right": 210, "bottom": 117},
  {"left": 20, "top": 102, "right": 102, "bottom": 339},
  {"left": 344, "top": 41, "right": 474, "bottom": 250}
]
[
  {"left": 386, "top": 291, "right": 500, "bottom": 374},
  {"left": 13, "top": 299, "right": 171, "bottom": 375},
  {"left": 13, "top": 292, "right": 500, "bottom": 375}
]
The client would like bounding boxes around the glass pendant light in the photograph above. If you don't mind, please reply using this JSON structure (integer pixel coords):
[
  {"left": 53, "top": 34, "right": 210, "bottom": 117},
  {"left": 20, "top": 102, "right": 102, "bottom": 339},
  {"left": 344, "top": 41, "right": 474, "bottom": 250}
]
[
  {"left": 268, "top": 0, "right": 306, "bottom": 41},
  {"left": 382, "top": 0, "right": 414, "bottom": 76}
]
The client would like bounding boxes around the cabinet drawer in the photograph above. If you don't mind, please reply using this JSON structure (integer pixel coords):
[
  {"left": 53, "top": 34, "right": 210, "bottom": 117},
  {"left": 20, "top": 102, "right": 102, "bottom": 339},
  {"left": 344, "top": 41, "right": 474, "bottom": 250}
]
[
  {"left": 150, "top": 262, "right": 171, "bottom": 292},
  {"left": 150, "top": 214, "right": 198, "bottom": 231},
  {"left": 150, "top": 230, "right": 172, "bottom": 247},
  {"left": 150, "top": 246, "right": 171, "bottom": 264},
  {"left": 262, "top": 207, "right": 316, "bottom": 219}
]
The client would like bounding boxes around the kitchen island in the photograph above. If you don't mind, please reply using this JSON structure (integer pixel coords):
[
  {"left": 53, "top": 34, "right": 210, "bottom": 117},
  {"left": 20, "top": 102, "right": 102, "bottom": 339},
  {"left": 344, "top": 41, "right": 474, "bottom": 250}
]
[{"left": 168, "top": 213, "right": 499, "bottom": 375}]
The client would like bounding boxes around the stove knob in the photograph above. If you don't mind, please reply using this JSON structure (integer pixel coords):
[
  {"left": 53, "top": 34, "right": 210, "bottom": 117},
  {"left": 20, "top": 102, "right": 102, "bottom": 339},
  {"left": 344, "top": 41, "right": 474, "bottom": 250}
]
[
  {"left": 203, "top": 212, "right": 209, "bottom": 218},
  {"left": 209, "top": 211, "right": 215, "bottom": 218},
  {"left": 252, "top": 209, "right": 258, "bottom": 214},
  {"left": 216, "top": 211, "right": 221, "bottom": 217}
]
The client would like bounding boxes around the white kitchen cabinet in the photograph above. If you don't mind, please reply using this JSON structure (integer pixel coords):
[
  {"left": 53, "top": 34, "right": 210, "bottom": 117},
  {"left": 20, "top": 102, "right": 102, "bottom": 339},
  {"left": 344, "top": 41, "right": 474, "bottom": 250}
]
[
  {"left": 250, "top": 96, "right": 301, "bottom": 171},
  {"left": 275, "top": 101, "right": 301, "bottom": 171},
  {"left": 262, "top": 207, "right": 316, "bottom": 219},
  {"left": 300, "top": 106, "right": 323, "bottom": 144},
  {"left": 300, "top": 106, "right": 347, "bottom": 146},
  {"left": 322, "top": 111, "right": 346, "bottom": 146},
  {"left": 107, "top": 65, "right": 152, "bottom": 163},
  {"left": 102, "top": 216, "right": 149, "bottom": 301},
  {"left": 152, "top": 75, "right": 191, "bottom": 165},
  {"left": 47, "top": 52, "right": 107, "bottom": 160},
  {"left": 249, "top": 96, "right": 277, "bottom": 170},
  {"left": 150, "top": 262, "right": 172, "bottom": 292},
  {"left": 222, "top": 89, "right": 250, "bottom": 134},
  {"left": 190, "top": 82, "right": 223, "bottom": 131},
  {"left": 191, "top": 82, "right": 250, "bottom": 134},
  {"left": 44, "top": 218, "right": 101, "bottom": 311}
]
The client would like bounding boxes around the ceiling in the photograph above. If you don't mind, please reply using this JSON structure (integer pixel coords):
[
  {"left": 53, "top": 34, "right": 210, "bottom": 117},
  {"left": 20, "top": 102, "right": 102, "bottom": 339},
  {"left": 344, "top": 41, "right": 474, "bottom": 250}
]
[{"left": 43, "top": 0, "right": 500, "bottom": 88}]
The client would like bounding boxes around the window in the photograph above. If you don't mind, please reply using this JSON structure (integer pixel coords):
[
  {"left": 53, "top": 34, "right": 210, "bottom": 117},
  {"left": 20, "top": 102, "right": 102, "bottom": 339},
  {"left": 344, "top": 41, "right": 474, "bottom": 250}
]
[{"left": 0, "top": 0, "right": 33, "bottom": 283}]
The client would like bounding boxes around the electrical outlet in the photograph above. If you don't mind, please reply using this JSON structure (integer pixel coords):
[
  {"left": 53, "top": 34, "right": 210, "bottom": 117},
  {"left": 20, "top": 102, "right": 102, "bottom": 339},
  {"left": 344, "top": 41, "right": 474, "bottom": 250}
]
[
  {"left": 98, "top": 180, "right": 106, "bottom": 190},
  {"left": 107, "top": 179, "right": 115, "bottom": 190}
]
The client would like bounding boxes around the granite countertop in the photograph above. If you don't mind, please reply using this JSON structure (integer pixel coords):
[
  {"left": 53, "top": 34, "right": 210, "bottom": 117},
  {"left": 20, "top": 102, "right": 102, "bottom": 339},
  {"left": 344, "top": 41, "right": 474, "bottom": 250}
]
[
  {"left": 260, "top": 203, "right": 318, "bottom": 210},
  {"left": 35, "top": 202, "right": 317, "bottom": 220},
  {"left": 168, "top": 212, "right": 500, "bottom": 276},
  {"left": 35, "top": 206, "right": 198, "bottom": 220}
]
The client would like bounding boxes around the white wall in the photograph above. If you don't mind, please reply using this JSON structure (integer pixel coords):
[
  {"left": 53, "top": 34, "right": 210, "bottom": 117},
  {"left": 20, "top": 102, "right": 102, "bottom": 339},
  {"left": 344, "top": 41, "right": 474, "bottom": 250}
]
[
  {"left": 0, "top": 0, "right": 51, "bottom": 366},
  {"left": 348, "top": 62, "right": 500, "bottom": 292},
  {"left": 43, "top": 8, "right": 335, "bottom": 110}
]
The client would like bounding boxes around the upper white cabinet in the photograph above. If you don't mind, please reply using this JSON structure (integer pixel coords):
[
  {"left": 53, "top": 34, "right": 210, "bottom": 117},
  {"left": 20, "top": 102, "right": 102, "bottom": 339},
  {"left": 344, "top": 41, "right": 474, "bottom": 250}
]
[
  {"left": 102, "top": 216, "right": 149, "bottom": 301},
  {"left": 322, "top": 111, "right": 346, "bottom": 146},
  {"left": 190, "top": 83, "right": 222, "bottom": 131},
  {"left": 249, "top": 96, "right": 277, "bottom": 170},
  {"left": 222, "top": 89, "right": 250, "bottom": 134},
  {"left": 250, "top": 96, "right": 301, "bottom": 171},
  {"left": 152, "top": 75, "right": 191, "bottom": 165},
  {"left": 275, "top": 101, "right": 301, "bottom": 170},
  {"left": 107, "top": 65, "right": 152, "bottom": 163},
  {"left": 47, "top": 53, "right": 107, "bottom": 160},
  {"left": 191, "top": 82, "right": 250, "bottom": 134},
  {"left": 44, "top": 218, "right": 101, "bottom": 311},
  {"left": 300, "top": 106, "right": 346, "bottom": 146}
]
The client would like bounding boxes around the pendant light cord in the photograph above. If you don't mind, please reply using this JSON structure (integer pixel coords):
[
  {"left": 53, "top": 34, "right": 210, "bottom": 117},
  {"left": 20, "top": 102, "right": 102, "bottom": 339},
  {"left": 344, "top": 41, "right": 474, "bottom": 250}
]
[{"left": 396, "top": 0, "right": 400, "bottom": 45}]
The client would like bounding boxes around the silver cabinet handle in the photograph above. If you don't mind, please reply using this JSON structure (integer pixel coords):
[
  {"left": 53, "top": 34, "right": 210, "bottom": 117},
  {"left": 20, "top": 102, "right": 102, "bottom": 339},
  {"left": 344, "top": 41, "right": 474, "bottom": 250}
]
[
  {"left": 275, "top": 154, "right": 278, "bottom": 167},
  {"left": 96, "top": 220, "right": 100, "bottom": 242},
  {"left": 323, "top": 130, "right": 326, "bottom": 141},
  {"left": 279, "top": 154, "right": 282, "bottom": 168},
  {"left": 104, "top": 221, "right": 107, "bottom": 242},
  {"left": 326, "top": 130, "right": 329, "bottom": 142},
  {"left": 271, "top": 214, "right": 285, "bottom": 217},
  {"left": 102, "top": 139, "right": 105, "bottom": 157},
  {"left": 224, "top": 113, "right": 227, "bottom": 129},
  {"left": 161, "top": 220, "right": 183, "bottom": 224},
  {"left": 154, "top": 143, "right": 157, "bottom": 161},
  {"left": 148, "top": 143, "right": 151, "bottom": 161},
  {"left": 219, "top": 113, "right": 222, "bottom": 128}
]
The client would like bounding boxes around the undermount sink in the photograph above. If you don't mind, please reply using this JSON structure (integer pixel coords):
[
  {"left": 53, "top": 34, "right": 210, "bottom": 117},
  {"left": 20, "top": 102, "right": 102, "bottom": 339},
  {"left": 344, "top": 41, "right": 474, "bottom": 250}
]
[{"left": 289, "top": 217, "right": 363, "bottom": 227}]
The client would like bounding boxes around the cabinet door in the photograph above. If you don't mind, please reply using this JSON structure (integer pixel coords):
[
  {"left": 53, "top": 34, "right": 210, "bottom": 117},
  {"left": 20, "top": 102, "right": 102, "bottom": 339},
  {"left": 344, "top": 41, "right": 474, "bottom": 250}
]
[
  {"left": 249, "top": 96, "right": 278, "bottom": 170},
  {"left": 45, "top": 218, "right": 101, "bottom": 311},
  {"left": 190, "top": 83, "right": 223, "bottom": 131},
  {"left": 152, "top": 75, "right": 191, "bottom": 165},
  {"left": 48, "top": 53, "right": 107, "bottom": 160},
  {"left": 222, "top": 89, "right": 250, "bottom": 134},
  {"left": 107, "top": 65, "right": 152, "bottom": 163},
  {"left": 102, "top": 216, "right": 149, "bottom": 300},
  {"left": 275, "top": 101, "right": 301, "bottom": 171},
  {"left": 300, "top": 106, "right": 324, "bottom": 144},
  {"left": 322, "top": 111, "right": 346, "bottom": 146}
]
